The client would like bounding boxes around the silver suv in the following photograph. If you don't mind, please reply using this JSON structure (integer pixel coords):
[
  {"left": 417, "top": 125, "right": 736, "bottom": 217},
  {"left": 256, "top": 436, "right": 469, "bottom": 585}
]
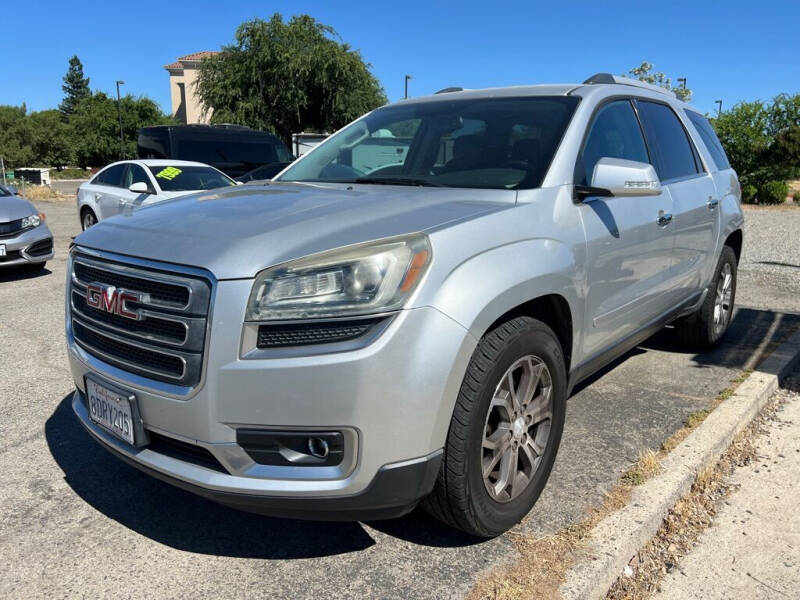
[{"left": 66, "top": 74, "right": 743, "bottom": 537}]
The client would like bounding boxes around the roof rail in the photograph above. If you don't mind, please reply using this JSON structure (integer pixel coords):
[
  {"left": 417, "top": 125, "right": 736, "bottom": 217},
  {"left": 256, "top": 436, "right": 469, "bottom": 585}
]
[
  {"left": 582, "top": 73, "right": 676, "bottom": 98},
  {"left": 435, "top": 87, "right": 464, "bottom": 94}
]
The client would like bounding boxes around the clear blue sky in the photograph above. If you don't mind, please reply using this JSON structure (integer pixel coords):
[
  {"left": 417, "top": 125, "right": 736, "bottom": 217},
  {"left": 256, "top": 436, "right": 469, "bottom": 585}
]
[{"left": 3, "top": 0, "right": 798, "bottom": 117}]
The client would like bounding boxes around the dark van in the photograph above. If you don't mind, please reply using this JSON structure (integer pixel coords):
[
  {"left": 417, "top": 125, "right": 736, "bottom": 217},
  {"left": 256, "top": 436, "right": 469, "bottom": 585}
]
[{"left": 137, "top": 125, "right": 292, "bottom": 179}]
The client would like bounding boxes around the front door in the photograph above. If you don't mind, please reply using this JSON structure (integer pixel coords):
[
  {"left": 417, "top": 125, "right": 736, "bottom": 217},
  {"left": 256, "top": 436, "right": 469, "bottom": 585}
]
[{"left": 578, "top": 99, "right": 676, "bottom": 359}]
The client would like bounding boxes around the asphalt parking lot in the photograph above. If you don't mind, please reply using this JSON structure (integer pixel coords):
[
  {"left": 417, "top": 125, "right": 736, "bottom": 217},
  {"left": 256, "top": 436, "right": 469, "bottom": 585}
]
[{"left": 2, "top": 200, "right": 799, "bottom": 599}]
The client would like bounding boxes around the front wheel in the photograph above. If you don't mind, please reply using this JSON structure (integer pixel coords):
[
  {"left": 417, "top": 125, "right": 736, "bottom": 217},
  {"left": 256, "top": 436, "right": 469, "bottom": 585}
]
[
  {"left": 674, "top": 245, "right": 738, "bottom": 349},
  {"left": 422, "top": 316, "right": 567, "bottom": 537}
]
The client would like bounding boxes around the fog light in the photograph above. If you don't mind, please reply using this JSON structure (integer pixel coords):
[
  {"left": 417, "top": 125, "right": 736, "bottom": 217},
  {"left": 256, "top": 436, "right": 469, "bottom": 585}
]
[{"left": 307, "top": 436, "right": 330, "bottom": 459}]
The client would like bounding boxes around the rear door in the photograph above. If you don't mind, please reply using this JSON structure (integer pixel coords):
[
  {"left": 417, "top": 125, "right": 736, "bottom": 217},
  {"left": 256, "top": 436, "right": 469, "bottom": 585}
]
[
  {"left": 578, "top": 99, "right": 676, "bottom": 358},
  {"left": 636, "top": 101, "right": 719, "bottom": 305}
]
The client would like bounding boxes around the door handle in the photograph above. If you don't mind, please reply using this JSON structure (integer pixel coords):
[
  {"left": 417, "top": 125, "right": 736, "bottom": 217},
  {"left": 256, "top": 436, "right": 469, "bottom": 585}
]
[
  {"left": 94, "top": 193, "right": 101, "bottom": 200},
  {"left": 657, "top": 213, "right": 673, "bottom": 227},
  {"left": 707, "top": 197, "right": 719, "bottom": 210}
]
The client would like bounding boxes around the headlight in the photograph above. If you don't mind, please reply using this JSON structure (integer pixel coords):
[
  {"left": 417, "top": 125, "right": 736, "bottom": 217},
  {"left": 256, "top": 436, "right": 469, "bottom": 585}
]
[
  {"left": 21, "top": 213, "right": 43, "bottom": 229},
  {"left": 246, "top": 233, "right": 432, "bottom": 321}
]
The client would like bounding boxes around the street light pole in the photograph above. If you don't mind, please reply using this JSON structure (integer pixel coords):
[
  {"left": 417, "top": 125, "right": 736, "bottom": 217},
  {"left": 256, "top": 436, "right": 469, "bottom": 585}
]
[
  {"left": 115, "top": 80, "right": 125, "bottom": 159},
  {"left": 404, "top": 74, "right": 412, "bottom": 99},
  {"left": 715, "top": 100, "right": 723, "bottom": 116}
]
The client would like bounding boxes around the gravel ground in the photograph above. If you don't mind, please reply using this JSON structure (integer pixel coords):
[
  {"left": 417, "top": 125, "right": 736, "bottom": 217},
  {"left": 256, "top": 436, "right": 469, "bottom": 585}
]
[
  {"left": 0, "top": 200, "right": 798, "bottom": 600},
  {"left": 737, "top": 206, "right": 800, "bottom": 313}
]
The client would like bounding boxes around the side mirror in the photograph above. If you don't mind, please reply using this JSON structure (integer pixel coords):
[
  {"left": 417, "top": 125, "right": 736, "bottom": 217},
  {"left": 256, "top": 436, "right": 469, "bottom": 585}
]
[
  {"left": 590, "top": 157, "right": 661, "bottom": 197},
  {"left": 129, "top": 181, "right": 151, "bottom": 194}
]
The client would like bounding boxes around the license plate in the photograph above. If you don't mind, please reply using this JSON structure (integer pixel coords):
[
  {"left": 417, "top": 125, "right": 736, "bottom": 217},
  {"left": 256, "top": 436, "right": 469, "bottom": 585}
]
[
  {"left": 86, "top": 377, "right": 136, "bottom": 445},
  {"left": 0, "top": 244, "right": 5, "bottom": 257}
]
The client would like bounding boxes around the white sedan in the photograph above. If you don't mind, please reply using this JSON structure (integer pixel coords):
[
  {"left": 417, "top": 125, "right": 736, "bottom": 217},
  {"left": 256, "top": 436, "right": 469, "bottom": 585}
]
[{"left": 77, "top": 159, "right": 236, "bottom": 229}]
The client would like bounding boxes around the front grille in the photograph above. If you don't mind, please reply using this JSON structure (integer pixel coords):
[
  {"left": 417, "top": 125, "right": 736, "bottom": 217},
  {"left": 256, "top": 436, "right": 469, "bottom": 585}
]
[
  {"left": 74, "top": 261, "right": 191, "bottom": 307},
  {"left": 70, "top": 252, "right": 211, "bottom": 387},
  {"left": 0, "top": 218, "right": 24, "bottom": 238},
  {"left": 26, "top": 238, "right": 53, "bottom": 257},
  {"left": 256, "top": 317, "right": 385, "bottom": 348},
  {"left": 0, "top": 250, "right": 21, "bottom": 262},
  {"left": 147, "top": 431, "right": 228, "bottom": 473}
]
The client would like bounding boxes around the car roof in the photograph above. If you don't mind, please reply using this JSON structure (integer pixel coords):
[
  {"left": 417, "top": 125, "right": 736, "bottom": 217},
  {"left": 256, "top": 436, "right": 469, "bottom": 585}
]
[
  {"left": 132, "top": 159, "right": 211, "bottom": 168},
  {"left": 390, "top": 77, "right": 689, "bottom": 109}
]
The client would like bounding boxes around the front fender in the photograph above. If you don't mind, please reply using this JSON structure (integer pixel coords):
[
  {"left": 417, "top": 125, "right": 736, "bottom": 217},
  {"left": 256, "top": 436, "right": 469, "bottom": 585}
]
[{"left": 427, "top": 237, "right": 583, "bottom": 347}]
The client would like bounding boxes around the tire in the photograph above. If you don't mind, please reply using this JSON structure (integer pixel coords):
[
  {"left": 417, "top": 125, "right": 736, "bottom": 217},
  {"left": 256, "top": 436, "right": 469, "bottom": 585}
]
[
  {"left": 422, "top": 316, "right": 567, "bottom": 537},
  {"left": 81, "top": 208, "right": 98, "bottom": 230},
  {"left": 674, "top": 245, "right": 737, "bottom": 349}
]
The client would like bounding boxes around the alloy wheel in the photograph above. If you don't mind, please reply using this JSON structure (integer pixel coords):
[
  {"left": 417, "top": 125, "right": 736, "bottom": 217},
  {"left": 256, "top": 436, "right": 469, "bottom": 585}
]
[
  {"left": 713, "top": 262, "right": 733, "bottom": 336},
  {"left": 481, "top": 355, "right": 553, "bottom": 502}
]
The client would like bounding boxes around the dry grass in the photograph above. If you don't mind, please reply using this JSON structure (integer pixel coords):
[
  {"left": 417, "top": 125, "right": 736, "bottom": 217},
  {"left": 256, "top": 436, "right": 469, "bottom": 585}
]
[
  {"left": 605, "top": 394, "right": 779, "bottom": 599},
  {"left": 21, "top": 185, "right": 69, "bottom": 201},
  {"left": 469, "top": 369, "right": 753, "bottom": 600}
]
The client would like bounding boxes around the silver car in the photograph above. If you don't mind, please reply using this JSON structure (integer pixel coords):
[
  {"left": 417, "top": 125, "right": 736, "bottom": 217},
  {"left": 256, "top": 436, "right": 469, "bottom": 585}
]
[
  {"left": 66, "top": 74, "right": 743, "bottom": 537},
  {"left": 0, "top": 185, "right": 54, "bottom": 271},
  {"left": 76, "top": 159, "right": 235, "bottom": 230}
]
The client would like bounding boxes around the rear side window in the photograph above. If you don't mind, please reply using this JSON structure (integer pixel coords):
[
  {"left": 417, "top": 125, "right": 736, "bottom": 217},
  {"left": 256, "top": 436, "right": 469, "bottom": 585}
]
[
  {"left": 636, "top": 101, "right": 700, "bottom": 181},
  {"left": 685, "top": 111, "right": 730, "bottom": 171},
  {"left": 579, "top": 100, "right": 649, "bottom": 185},
  {"left": 94, "top": 164, "right": 126, "bottom": 187}
]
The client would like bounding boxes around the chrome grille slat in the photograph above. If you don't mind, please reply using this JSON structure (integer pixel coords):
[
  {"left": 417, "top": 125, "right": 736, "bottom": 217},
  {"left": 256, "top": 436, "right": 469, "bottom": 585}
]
[{"left": 69, "top": 252, "right": 211, "bottom": 387}]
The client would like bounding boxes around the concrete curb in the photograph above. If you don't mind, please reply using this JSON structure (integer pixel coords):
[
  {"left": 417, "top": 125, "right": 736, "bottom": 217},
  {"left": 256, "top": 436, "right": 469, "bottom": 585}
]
[{"left": 560, "top": 328, "right": 800, "bottom": 600}]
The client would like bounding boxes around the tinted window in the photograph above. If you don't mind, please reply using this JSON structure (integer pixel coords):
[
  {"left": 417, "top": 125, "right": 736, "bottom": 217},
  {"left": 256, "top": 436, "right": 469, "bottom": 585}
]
[
  {"left": 137, "top": 129, "right": 170, "bottom": 159},
  {"left": 637, "top": 101, "right": 699, "bottom": 181},
  {"left": 123, "top": 164, "right": 150, "bottom": 188},
  {"left": 278, "top": 97, "right": 580, "bottom": 190},
  {"left": 95, "top": 164, "right": 126, "bottom": 187},
  {"left": 0, "top": 185, "right": 11, "bottom": 197},
  {"left": 147, "top": 165, "right": 235, "bottom": 192},
  {"left": 580, "top": 100, "right": 649, "bottom": 185},
  {"left": 175, "top": 139, "right": 282, "bottom": 167},
  {"left": 685, "top": 111, "right": 730, "bottom": 171}
]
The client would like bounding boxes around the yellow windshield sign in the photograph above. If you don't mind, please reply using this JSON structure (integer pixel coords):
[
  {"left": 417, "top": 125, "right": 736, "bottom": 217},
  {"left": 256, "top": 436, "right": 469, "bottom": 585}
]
[{"left": 155, "top": 167, "right": 182, "bottom": 180}]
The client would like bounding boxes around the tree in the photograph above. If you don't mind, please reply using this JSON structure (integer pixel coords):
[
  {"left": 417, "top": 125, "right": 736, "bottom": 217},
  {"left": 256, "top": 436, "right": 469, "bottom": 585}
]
[
  {"left": 59, "top": 55, "right": 91, "bottom": 117},
  {"left": 712, "top": 93, "right": 800, "bottom": 200},
  {"left": 70, "top": 92, "right": 170, "bottom": 167},
  {"left": 28, "top": 110, "right": 74, "bottom": 168},
  {"left": 0, "top": 104, "right": 34, "bottom": 168},
  {"left": 195, "top": 14, "right": 387, "bottom": 145},
  {"left": 624, "top": 61, "right": 692, "bottom": 102}
]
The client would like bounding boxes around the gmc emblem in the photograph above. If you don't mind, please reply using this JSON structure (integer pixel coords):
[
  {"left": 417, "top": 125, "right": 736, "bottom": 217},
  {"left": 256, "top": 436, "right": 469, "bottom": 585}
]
[{"left": 86, "top": 283, "right": 142, "bottom": 320}]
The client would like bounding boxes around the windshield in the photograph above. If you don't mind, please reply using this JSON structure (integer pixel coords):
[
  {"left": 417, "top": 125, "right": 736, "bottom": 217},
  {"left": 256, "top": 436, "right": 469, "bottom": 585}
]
[
  {"left": 0, "top": 185, "right": 11, "bottom": 197},
  {"left": 148, "top": 165, "right": 236, "bottom": 192},
  {"left": 277, "top": 96, "right": 579, "bottom": 189}
]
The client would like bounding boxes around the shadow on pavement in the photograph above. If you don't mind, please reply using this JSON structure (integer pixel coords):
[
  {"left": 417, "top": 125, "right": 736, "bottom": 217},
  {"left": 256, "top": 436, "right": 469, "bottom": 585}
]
[
  {"left": 0, "top": 265, "right": 52, "bottom": 282},
  {"left": 46, "top": 394, "right": 484, "bottom": 557}
]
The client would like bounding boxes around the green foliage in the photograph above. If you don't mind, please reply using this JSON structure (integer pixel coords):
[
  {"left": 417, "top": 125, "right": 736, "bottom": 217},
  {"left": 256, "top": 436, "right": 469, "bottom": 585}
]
[
  {"left": 28, "top": 110, "right": 74, "bottom": 167},
  {"left": 625, "top": 61, "right": 692, "bottom": 101},
  {"left": 50, "top": 167, "right": 89, "bottom": 179},
  {"left": 195, "top": 14, "right": 387, "bottom": 145},
  {"left": 70, "top": 92, "right": 171, "bottom": 167},
  {"left": 59, "top": 55, "right": 91, "bottom": 117},
  {"left": 741, "top": 183, "right": 758, "bottom": 203},
  {"left": 0, "top": 105, "right": 33, "bottom": 167},
  {"left": 757, "top": 180, "right": 789, "bottom": 204},
  {"left": 712, "top": 93, "right": 800, "bottom": 199}
]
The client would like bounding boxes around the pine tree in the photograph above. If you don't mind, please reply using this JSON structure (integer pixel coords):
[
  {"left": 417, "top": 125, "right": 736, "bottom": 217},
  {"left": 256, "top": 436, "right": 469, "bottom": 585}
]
[{"left": 59, "top": 55, "right": 90, "bottom": 117}]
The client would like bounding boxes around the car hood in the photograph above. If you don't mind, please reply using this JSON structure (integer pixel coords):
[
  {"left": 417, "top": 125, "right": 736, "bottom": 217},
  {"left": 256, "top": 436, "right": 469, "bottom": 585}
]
[
  {"left": 0, "top": 195, "right": 36, "bottom": 221},
  {"left": 75, "top": 182, "right": 515, "bottom": 279}
]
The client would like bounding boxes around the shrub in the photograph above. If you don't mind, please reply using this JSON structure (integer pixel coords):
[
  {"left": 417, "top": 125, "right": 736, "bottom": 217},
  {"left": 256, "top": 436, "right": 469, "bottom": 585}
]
[
  {"left": 741, "top": 184, "right": 758, "bottom": 203},
  {"left": 51, "top": 167, "right": 90, "bottom": 180},
  {"left": 757, "top": 180, "right": 789, "bottom": 205},
  {"left": 793, "top": 190, "right": 800, "bottom": 204}
]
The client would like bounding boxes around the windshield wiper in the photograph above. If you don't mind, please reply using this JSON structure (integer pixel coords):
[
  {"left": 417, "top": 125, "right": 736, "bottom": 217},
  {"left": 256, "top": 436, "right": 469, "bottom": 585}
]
[{"left": 354, "top": 177, "right": 443, "bottom": 187}]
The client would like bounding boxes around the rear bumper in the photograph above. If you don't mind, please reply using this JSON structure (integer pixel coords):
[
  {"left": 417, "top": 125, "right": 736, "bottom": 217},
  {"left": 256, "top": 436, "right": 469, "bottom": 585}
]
[
  {"left": 73, "top": 389, "right": 442, "bottom": 521},
  {"left": 0, "top": 224, "right": 54, "bottom": 267}
]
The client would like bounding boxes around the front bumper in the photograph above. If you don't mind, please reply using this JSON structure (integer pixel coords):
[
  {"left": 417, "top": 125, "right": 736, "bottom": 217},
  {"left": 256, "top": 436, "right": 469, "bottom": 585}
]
[
  {"left": 0, "top": 224, "right": 54, "bottom": 267},
  {"left": 68, "top": 272, "right": 476, "bottom": 518}
]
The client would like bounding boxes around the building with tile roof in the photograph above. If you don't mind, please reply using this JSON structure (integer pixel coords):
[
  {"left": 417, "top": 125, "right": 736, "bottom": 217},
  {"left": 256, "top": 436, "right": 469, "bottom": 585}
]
[{"left": 164, "top": 52, "right": 219, "bottom": 124}]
